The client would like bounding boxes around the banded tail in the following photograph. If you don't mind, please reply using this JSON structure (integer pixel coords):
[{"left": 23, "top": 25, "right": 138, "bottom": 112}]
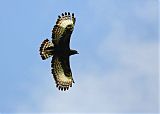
[{"left": 39, "top": 39, "right": 54, "bottom": 60}]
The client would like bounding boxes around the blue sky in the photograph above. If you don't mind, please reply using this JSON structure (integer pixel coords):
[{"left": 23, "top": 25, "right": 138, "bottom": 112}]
[{"left": 0, "top": 0, "right": 159, "bottom": 113}]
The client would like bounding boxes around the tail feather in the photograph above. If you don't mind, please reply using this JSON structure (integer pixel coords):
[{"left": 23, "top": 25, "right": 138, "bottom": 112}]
[{"left": 40, "top": 39, "right": 54, "bottom": 60}]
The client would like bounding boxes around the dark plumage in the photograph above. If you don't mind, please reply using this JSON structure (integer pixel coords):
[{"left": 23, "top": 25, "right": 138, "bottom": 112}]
[{"left": 39, "top": 12, "right": 78, "bottom": 91}]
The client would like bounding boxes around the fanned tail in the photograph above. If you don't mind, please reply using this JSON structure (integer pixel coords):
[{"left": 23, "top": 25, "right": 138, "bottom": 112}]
[{"left": 39, "top": 39, "right": 54, "bottom": 60}]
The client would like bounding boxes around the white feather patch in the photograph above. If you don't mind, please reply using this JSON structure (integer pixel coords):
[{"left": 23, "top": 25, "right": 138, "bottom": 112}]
[{"left": 58, "top": 20, "right": 73, "bottom": 28}]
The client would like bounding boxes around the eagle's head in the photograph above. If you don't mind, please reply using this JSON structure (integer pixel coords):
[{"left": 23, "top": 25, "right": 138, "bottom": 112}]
[{"left": 70, "top": 49, "right": 79, "bottom": 55}]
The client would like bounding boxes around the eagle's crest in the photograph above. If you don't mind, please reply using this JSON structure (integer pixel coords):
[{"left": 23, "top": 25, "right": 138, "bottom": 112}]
[{"left": 39, "top": 12, "right": 78, "bottom": 91}]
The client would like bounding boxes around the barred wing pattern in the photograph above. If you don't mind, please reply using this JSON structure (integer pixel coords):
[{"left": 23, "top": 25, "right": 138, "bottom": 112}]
[
  {"left": 51, "top": 56, "right": 74, "bottom": 91},
  {"left": 52, "top": 12, "right": 76, "bottom": 45}
]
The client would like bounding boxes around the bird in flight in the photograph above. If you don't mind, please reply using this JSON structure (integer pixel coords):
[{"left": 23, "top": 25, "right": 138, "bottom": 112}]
[{"left": 39, "top": 12, "right": 78, "bottom": 91}]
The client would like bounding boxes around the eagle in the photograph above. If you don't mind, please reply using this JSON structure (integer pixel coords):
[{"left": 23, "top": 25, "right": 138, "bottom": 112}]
[{"left": 39, "top": 12, "right": 78, "bottom": 91}]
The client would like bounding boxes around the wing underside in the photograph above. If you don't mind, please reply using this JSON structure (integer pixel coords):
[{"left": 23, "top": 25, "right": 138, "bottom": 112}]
[
  {"left": 52, "top": 12, "right": 76, "bottom": 45},
  {"left": 51, "top": 56, "right": 74, "bottom": 91}
]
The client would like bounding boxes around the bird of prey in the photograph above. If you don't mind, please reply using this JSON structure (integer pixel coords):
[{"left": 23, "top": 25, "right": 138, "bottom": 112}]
[{"left": 39, "top": 12, "right": 78, "bottom": 91}]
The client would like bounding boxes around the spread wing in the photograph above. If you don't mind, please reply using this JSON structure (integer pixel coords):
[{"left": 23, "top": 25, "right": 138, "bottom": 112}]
[
  {"left": 51, "top": 56, "right": 74, "bottom": 91},
  {"left": 52, "top": 12, "right": 76, "bottom": 49}
]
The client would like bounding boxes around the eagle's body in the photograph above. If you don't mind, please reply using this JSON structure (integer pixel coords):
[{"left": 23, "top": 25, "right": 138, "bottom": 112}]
[{"left": 39, "top": 12, "right": 78, "bottom": 91}]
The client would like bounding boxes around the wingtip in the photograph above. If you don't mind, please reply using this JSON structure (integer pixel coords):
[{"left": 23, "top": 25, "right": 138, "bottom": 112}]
[
  {"left": 56, "top": 83, "right": 73, "bottom": 91},
  {"left": 56, "top": 86, "right": 70, "bottom": 91},
  {"left": 72, "top": 13, "right": 74, "bottom": 17},
  {"left": 58, "top": 15, "right": 61, "bottom": 18}
]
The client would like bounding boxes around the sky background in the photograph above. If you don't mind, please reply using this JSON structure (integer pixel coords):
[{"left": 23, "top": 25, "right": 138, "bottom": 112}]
[{"left": 0, "top": 0, "right": 159, "bottom": 113}]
